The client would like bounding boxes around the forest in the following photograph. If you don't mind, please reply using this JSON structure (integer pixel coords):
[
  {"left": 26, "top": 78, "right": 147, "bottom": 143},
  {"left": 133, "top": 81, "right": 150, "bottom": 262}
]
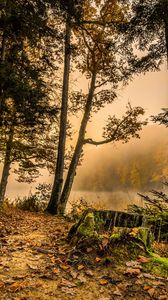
[{"left": 0, "top": 1, "right": 168, "bottom": 299}]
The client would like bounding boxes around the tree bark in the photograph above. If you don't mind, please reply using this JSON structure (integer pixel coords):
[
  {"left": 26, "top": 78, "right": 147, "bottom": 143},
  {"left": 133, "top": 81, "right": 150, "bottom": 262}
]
[
  {"left": 0, "top": 126, "right": 14, "bottom": 205},
  {"left": 46, "top": 17, "right": 72, "bottom": 214},
  {"left": 57, "top": 71, "right": 97, "bottom": 214},
  {"left": 162, "top": 0, "right": 168, "bottom": 66},
  {"left": 0, "top": 0, "right": 9, "bottom": 112}
]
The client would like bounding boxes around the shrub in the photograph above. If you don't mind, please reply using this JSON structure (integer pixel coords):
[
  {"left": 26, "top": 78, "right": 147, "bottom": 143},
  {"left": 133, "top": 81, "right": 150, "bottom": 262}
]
[
  {"left": 14, "top": 183, "right": 52, "bottom": 212},
  {"left": 129, "top": 183, "right": 168, "bottom": 242}
]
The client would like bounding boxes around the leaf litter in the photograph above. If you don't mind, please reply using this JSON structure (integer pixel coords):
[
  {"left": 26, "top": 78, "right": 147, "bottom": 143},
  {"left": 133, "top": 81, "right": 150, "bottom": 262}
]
[{"left": 0, "top": 208, "right": 168, "bottom": 300}]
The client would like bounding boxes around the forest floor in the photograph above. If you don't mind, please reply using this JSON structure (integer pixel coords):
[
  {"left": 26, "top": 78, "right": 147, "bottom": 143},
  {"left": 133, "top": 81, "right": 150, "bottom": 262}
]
[{"left": 0, "top": 208, "right": 168, "bottom": 300}]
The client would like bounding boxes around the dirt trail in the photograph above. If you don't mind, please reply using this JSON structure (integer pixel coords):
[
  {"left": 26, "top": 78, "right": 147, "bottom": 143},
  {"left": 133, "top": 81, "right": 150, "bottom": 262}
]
[{"left": 0, "top": 209, "right": 167, "bottom": 300}]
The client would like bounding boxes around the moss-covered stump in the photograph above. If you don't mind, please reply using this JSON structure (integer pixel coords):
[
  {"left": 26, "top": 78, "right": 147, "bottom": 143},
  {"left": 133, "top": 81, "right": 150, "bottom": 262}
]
[
  {"left": 93, "top": 209, "right": 144, "bottom": 230},
  {"left": 69, "top": 211, "right": 98, "bottom": 245},
  {"left": 110, "top": 227, "right": 154, "bottom": 249},
  {"left": 67, "top": 208, "right": 145, "bottom": 243}
]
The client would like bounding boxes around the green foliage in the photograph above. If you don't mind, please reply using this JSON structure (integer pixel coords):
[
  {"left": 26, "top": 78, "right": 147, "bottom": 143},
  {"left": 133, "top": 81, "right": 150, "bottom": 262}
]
[
  {"left": 143, "top": 252, "right": 168, "bottom": 276},
  {"left": 14, "top": 183, "right": 52, "bottom": 212},
  {"left": 0, "top": 0, "right": 60, "bottom": 203},
  {"left": 129, "top": 183, "right": 168, "bottom": 241},
  {"left": 68, "top": 198, "right": 91, "bottom": 221}
]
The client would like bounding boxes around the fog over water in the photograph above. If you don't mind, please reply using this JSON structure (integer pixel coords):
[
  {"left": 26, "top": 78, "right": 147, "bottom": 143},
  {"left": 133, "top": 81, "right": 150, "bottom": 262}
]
[{"left": 2, "top": 125, "right": 167, "bottom": 212}]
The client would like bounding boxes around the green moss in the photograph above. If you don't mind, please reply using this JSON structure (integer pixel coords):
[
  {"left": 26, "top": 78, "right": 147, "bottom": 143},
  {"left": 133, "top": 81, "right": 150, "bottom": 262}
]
[
  {"left": 149, "top": 252, "right": 168, "bottom": 268},
  {"left": 77, "top": 212, "right": 96, "bottom": 237},
  {"left": 143, "top": 251, "right": 168, "bottom": 276},
  {"left": 110, "top": 233, "right": 122, "bottom": 242}
]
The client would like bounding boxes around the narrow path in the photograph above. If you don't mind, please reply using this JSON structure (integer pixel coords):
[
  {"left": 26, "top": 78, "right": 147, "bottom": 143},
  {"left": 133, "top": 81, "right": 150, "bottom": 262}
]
[{"left": 0, "top": 209, "right": 167, "bottom": 300}]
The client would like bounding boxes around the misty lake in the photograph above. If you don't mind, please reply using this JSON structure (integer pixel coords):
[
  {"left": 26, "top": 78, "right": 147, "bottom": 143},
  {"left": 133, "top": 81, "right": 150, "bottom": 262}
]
[{"left": 68, "top": 190, "right": 144, "bottom": 212}]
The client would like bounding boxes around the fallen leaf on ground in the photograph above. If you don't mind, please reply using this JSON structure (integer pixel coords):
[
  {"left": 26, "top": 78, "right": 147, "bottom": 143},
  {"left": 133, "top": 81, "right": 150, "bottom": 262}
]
[
  {"left": 113, "top": 287, "right": 122, "bottom": 296},
  {"left": 124, "top": 267, "right": 141, "bottom": 276},
  {"left": 143, "top": 273, "right": 155, "bottom": 280},
  {"left": 77, "top": 264, "right": 84, "bottom": 270},
  {"left": 144, "top": 285, "right": 151, "bottom": 290},
  {"left": 86, "top": 247, "right": 92, "bottom": 253},
  {"left": 8, "top": 281, "right": 25, "bottom": 292},
  {"left": 61, "top": 286, "right": 76, "bottom": 295},
  {"left": 135, "top": 279, "right": 144, "bottom": 285},
  {"left": 126, "top": 261, "right": 142, "bottom": 268},
  {"left": 85, "top": 270, "right": 94, "bottom": 277},
  {"left": 60, "top": 264, "right": 70, "bottom": 270},
  {"left": 27, "top": 264, "right": 39, "bottom": 271},
  {"left": 70, "top": 270, "right": 78, "bottom": 279},
  {"left": 52, "top": 268, "right": 60, "bottom": 274},
  {"left": 98, "top": 297, "right": 111, "bottom": 300},
  {"left": 12, "top": 274, "right": 28, "bottom": 280},
  {"left": 158, "top": 295, "right": 168, "bottom": 300},
  {"left": 0, "top": 280, "right": 5, "bottom": 288},
  {"left": 148, "top": 287, "right": 155, "bottom": 297},
  {"left": 99, "top": 279, "right": 108, "bottom": 285},
  {"left": 60, "top": 278, "right": 77, "bottom": 288},
  {"left": 95, "top": 257, "right": 101, "bottom": 263},
  {"left": 77, "top": 274, "right": 87, "bottom": 283},
  {"left": 101, "top": 237, "right": 109, "bottom": 248},
  {"left": 137, "top": 255, "right": 150, "bottom": 263}
]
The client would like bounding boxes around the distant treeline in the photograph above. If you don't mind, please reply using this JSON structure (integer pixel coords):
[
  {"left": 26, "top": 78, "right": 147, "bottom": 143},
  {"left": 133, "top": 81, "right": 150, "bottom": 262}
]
[{"left": 75, "top": 139, "right": 168, "bottom": 192}]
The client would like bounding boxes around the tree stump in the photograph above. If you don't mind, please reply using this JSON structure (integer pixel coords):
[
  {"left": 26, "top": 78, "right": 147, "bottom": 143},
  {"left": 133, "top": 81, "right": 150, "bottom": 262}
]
[{"left": 67, "top": 208, "right": 145, "bottom": 243}]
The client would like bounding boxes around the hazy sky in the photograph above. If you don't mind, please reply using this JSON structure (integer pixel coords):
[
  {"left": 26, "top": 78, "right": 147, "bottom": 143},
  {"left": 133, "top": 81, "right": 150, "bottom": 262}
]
[
  {"left": 1, "top": 63, "right": 168, "bottom": 199},
  {"left": 82, "top": 64, "right": 168, "bottom": 140}
]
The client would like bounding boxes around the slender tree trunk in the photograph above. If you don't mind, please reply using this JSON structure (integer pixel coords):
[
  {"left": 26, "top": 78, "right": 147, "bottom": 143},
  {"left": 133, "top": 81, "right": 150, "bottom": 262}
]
[
  {"left": 57, "top": 71, "right": 97, "bottom": 214},
  {"left": 0, "top": 126, "right": 14, "bottom": 205},
  {"left": 46, "top": 17, "right": 72, "bottom": 214},
  {"left": 0, "top": 0, "right": 10, "bottom": 112},
  {"left": 163, "top": 3, "right": 168, "bottom": 66}
]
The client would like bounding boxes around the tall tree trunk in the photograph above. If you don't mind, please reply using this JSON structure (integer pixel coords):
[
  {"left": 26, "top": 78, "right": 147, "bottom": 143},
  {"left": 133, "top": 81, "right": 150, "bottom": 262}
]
[
  {"left": 162, "top": 0, "right": 168, "bottom": 66},
  {"left": 0, "top": 0, "right": 9, "bottom": 112},
  {"left": 0, "top": 126, "right": 14, "bottom": 205},
  {"left": 46, "top": 17, "right": 72, "bottom": 214},
  {"left": 57, "top": 71, "right": 97, "bottom": 214}
]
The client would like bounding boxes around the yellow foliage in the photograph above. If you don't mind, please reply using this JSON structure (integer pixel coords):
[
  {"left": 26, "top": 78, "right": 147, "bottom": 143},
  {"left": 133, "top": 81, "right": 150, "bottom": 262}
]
[{"left": 129, "top": 227, "right": 140, "bottom": 237}]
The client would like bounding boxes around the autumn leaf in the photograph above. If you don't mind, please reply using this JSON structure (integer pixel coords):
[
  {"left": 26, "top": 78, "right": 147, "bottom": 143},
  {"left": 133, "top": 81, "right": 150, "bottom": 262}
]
[
  {"left": 60, "top": 264, "right": 70, "bottom": 270},
  {"left": 113, "top": 287, "right": 122, "bottom": 296},
  {"left": 60, "top": 278, "right": 77, "bottom": 288},
  {"left": 137, "top": 256, "right": 150, "bottom": 263},
  {"left": 126, "top": 261, "right": 142, "bottom": 268},
  {"left": 144, "top": 285, "right": 151, "bottom": 291},
  {"left": 99, "top": 279, "right": 108, "bottom": 285},
  {"left": 85, "top": 270, "right": 94, "bottom": 277},
  {"left": 148, "top": 287, "right": 155, "bottom": 297},
  {"left": 8, "top": 281, "right": 25, "bottom": 292},
  {"left": 95, "top": 257, "right": 101, "bottom": 262},
  {"left": 0, "top": 280, "right": 5, "bottom": 288},
  {"left": 52, "top": 268, "right": 60, "bottom": 274},
  {"left": 124, "top": 267, "right": 141, "bottom": 276},
  {"left": 77, "top": 264, "right": 84, "bottom": 271}
]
